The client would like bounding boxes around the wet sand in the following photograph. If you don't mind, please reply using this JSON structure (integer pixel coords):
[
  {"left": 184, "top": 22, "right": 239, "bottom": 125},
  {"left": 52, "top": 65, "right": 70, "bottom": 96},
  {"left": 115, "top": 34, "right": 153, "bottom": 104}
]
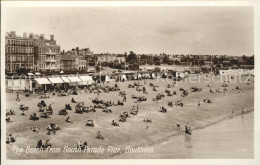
[{"left": 114, "top": 112, "right": 254, "bottom": 159}]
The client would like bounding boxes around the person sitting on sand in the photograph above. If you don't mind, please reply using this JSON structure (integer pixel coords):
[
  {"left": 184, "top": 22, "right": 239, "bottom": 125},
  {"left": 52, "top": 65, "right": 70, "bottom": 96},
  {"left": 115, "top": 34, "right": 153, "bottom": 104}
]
[
  {"left": 45, "top": 139, "right": 52, "bottom": 148},
  {"left": 66, "top": 116, "right": 71, "bottom": 123},
  {"left": 83, "top": 141, "right": 88, "bottom": 149},
  {"left": 77, "top": 140, "right": 82, "bottom": 149},
  {"left": 96, "top": 131, "right": 104, "bottom": 139},
  {"left": 37, "top": 140, "right": 44, "bottom": 148},
  {"left": 6, "top": 134, "right": 15, "bottom": 144},
  {"left": 31, "top": 126, "right": 40, "bottom": 132},
  {"left": 71, "top": 98, "right": 77, "bottom": 103},
  {"left": 21, "top": 110, "right": 26, "bottom": 116},
  {"left": 6, "top": 115, "right": 11, "bottom": 122}
]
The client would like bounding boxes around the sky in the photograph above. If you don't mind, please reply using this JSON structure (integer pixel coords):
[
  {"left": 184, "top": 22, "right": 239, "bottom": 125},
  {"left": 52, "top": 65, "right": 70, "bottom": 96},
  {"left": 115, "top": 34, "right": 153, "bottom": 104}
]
[{"left": 5, "top": 7, "right": 254, "bottom": 56}]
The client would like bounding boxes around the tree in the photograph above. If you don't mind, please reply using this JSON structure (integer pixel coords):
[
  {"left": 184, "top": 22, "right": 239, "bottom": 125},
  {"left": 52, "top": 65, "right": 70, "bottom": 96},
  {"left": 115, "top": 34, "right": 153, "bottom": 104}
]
[
  {"left": 126, "top": 51, "right": 137, "bottom": 63},
  {"left": 174, "top": 60, "right": 180, "bottom": 65},
  {"left": 153, "top": 56, "right": 161, "bottom": 65},
  {"left": 128, "top": 63, "right": 139, "bottom": 70},
  {"left": 199, "top": 60, "right": 205, "bottom": 66},
  {"left": 247, "top": 55, "right": 254, "bottom": 65},
  {"left": 162, "top": 55, "right": 170, "bottom": 64}
]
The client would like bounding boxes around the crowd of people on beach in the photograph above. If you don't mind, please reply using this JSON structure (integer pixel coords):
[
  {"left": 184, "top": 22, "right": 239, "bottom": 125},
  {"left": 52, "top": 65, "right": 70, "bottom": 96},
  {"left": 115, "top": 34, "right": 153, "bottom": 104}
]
[{"left": 6, "top": 73, "right": 252, "bottom": 151}]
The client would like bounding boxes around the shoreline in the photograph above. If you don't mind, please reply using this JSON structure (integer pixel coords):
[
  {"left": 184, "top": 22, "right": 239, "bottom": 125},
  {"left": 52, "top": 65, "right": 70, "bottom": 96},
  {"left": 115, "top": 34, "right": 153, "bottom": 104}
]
[
  {"left": 110, "top": 109, "right": 254, "bottom": 158},
  {"left": 113, "top": 111, "right": 254, "bottom": 159}
]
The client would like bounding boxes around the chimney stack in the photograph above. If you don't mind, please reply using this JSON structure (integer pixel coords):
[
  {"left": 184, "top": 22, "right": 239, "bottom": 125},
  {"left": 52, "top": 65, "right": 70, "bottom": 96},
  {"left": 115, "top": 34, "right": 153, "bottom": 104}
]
[
  {"left": 50, "top": 35, "right": 54, "bottom": 41},
  {"left": 10, "top": 31, "right": 16, "bottom": 37},
  {"left": 40, "top": 34, "right": 45, "bottom": 39},
  {"left": 23, "top": 32, "right": 27, "bottom": 38},
  {"left": 29, "top": 33, "right": 34, "bottom": 39}
]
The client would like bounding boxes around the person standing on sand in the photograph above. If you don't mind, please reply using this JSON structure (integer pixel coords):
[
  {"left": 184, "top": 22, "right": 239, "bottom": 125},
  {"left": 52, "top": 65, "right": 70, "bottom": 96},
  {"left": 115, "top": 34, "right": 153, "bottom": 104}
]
[
  {"left": 16, "top": 92, "right": 20, "bottom": 102},
  {"left": 198, "top": 100, "right": 201, "bottom": 107},
  {"left": 185, "top": 126, "right": 188, "bottom": 134},
  {"left": 177, "top": 122, "right": 180, "bottom": 130},
  {"left": 242, "top": 108, "right": 245, "bottom": 115},
  {"left": 123, "top": 95, "right": 126, "bottom": 102},
  {"left": 52, "top": 97, "right": 55, "bottom": 104}
]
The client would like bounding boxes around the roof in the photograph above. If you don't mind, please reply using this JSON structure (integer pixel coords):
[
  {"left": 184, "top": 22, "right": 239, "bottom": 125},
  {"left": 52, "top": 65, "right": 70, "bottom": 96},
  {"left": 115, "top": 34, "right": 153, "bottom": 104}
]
[
  {"left": 78, "top": 56, "right": 85, "bottom": 60},
  {"left": 60, "top": 55, "right": 78, "bottom": 61}
]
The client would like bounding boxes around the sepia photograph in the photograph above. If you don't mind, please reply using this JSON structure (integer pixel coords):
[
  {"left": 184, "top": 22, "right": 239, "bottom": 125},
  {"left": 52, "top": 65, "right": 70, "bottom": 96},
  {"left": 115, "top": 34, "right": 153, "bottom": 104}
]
[{"left": 1, "top": 1, "right": 259, "bottom": 164}]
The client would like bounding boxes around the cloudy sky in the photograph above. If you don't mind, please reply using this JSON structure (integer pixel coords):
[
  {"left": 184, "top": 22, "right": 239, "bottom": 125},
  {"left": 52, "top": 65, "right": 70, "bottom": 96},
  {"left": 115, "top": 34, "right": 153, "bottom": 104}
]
[{"left": 5, "top": 7, "right": 254, "bottom": 56}]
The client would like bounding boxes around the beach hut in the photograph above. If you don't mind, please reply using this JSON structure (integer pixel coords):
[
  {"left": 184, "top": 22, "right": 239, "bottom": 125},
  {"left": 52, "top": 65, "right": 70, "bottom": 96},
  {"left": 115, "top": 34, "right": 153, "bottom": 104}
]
[{"left": 120, "top": 74, "right": 127, "bottom": 82}]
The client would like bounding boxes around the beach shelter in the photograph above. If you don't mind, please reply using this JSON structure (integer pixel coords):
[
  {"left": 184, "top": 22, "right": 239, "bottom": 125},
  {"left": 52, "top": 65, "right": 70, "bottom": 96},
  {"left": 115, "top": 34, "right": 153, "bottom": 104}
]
[
  {"left": 67, "top": 76, "right": 82, "bottom": 86},
  {"left": 78, "top": 76, "right": 94, "bottom": 85},
  {"left": 60, "top": 77, "right": 71, "bottom": 91},
  {"left": 60, "top": 77, "right": 71, "bottom": 83},
  {"left": 35, "top": 78, "right": 52, "bottom": 90},
  {"left": 35, "top": 78, "right": 51, "bottom": 85},
  {"left": 48, "top": 77, "right": 64, "bottom": 90},
  {"left": 48, "top": 77, "right": 64, "bottom": 84}
]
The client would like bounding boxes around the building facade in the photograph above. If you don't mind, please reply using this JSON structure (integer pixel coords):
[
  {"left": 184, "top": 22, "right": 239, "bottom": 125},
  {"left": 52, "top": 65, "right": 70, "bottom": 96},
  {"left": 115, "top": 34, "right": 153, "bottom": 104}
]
[
  {"left": 70, "top": 47, "right": 94, "bottom": 64},
  {"left": 61, "top": 49, "right": 87, "bottom": 71},
  {"left": 60, "top": 54, "right": 79, "bottom": 71},
  {"left": 95, "top": 53, "right": 126, "bottom": 64},
  {"left": 5, "top": 31, "right": 61, "bottom": 73}
]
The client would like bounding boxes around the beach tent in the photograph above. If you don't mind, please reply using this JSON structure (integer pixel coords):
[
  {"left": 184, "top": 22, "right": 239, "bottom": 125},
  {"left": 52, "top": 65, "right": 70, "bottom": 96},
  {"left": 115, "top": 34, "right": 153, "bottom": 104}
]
[
  {"left": 120, "top": 74, "right": 127, "bottom": 81},
  {"left": 134, "top": 73, "right": 142, "bottom": 80},
  {"left": 151, "top": 73, "right": 156, "bottom": 79},
  {"left": 105, "top": 75, "right": 110, "bottom": 82}
]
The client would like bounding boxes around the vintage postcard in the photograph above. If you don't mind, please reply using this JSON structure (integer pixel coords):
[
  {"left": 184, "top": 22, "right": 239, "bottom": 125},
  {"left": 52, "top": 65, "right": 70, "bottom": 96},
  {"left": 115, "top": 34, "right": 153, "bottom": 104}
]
[{"left": 1, "top": 1, "right": 259, "bottom": 165}]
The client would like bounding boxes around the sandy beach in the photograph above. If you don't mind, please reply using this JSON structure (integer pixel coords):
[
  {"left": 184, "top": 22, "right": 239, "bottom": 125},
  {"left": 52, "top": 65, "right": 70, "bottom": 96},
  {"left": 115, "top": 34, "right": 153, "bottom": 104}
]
[{"left": 5, "top": 74, "right": 254, "bottom": 159}]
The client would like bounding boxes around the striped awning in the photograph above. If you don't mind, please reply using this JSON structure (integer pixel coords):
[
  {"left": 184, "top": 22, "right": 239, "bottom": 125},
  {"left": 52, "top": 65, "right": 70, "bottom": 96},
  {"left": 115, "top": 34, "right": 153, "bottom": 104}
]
[
  {"left": 67, "top": 76, "right": 82, "bottom": 82},
  {"left": 35, "top": 78, "right": 51, "bottom": 85},
  {"left": 48, "top": 77, "right": 64, "bottom": 84},
  {"left": 79, "top": 76, "right": 94, "bottom": 85},
  {"left": 60, "top": 77, "right": 71, "bottom": 83}
]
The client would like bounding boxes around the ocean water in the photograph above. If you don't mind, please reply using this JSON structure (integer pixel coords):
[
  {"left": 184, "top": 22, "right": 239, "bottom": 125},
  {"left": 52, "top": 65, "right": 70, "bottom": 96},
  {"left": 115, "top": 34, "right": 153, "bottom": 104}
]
[{"left": 115, "top": 112, "right": 254, "bottom": 159}]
